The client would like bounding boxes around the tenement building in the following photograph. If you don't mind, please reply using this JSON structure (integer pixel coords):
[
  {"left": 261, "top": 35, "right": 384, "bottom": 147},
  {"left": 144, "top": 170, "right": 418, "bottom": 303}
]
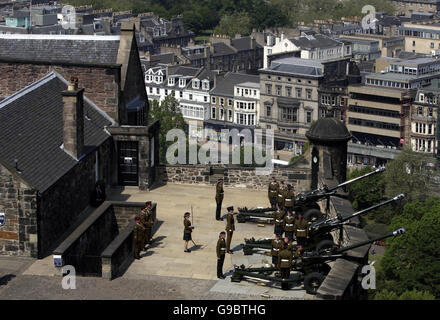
[
  {"left": 392, "top": 0, "right": 440, "bottom": 17},
  {"left": 258, "top": 56, "right": 360, "bottom": 153},
  {"left": 399, "top": 19, "right": 440, "bottom": 54},
  {"left": 0, "top": 23, "right": 160, "bottom": 258}
]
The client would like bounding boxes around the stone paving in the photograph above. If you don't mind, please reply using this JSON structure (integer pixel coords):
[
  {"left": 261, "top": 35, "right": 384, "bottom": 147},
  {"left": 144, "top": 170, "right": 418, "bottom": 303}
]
[{"left": 1, "top": 184, "right": 308, "bottom": 299}]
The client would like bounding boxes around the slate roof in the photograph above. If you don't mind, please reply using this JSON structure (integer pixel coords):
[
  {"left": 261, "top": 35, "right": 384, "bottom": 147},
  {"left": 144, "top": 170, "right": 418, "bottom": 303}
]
[
  {"left": 0, "top": 34, "right": 121, "bottom": 64},
  {"left": 290, "top": 33, "right": 342, "bottom": 50},
  {"left": 0, "top": 72, "right": 113, "bottom": 192},
  {"left": 261, "top": 57, "right": 323, "bottom": 77},
  {"left": 231, "top": 36, "right": 262, "bottom": 51},
  {"left": 211, "top": 73, "right": 259, "bottom": 97},
  {"left": 213, "top": 42, "right": 236, "bottom": 56}
]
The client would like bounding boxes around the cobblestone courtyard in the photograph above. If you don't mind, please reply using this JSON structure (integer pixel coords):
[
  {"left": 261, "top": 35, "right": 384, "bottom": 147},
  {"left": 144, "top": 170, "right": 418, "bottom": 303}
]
[{"left": 0, "top": 184, "right": 310, "bottom": 299}]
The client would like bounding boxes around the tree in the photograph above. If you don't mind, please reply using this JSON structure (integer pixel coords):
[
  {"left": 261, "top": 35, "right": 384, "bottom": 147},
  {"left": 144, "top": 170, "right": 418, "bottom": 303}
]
[
  {"left": 213, "top": 12, "right": 252, "bottom": 37},
  {"left": 384, "top": 147, "right": 434, "bottom": 202},
  {"left": 148, "top": 94, "right": 187, "bottom": 164},
  {"left": 375, "top": 198, "right": 440, "bottom": 298},
  {"left": 374, "top": 289, "right": 435, "bottom": 300}
]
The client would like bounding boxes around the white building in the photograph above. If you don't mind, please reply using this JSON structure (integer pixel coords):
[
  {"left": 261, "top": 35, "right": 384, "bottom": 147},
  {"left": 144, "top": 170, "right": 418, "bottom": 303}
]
[{"left": 233, "top": 82, "right": 260, "bottom": 127}]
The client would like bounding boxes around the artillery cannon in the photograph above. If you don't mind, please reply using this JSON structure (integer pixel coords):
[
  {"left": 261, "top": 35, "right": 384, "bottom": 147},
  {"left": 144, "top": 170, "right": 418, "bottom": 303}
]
[
  {"left": 241, "top": 194, "right": 404, "bottom": 255},
  {"left": 235, "top": 167, "right": 386, "bottom": 223},
  {"left": 232, "top": 228, "right": 406, "bottom": 294}
]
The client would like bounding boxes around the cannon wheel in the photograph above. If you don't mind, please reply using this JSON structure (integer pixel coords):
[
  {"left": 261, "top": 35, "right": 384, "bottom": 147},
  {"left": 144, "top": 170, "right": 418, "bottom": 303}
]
[
  {"left": 316, "top": 239, "right": 337, "bottom": 252},
  {"left": 243, "top": 246, "right": 254, "bottom": 256},
  {"left": 304, "top": 272, "right": 324, "bottom": 294},
  {"left": 303, "top": 209, "right": 323, "bottom": 222}
]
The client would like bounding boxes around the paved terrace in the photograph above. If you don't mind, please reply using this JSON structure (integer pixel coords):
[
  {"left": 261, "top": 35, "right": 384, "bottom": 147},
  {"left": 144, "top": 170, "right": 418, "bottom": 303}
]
[{"left": 1, "top": 184, "right": 310, "bottom": 299}]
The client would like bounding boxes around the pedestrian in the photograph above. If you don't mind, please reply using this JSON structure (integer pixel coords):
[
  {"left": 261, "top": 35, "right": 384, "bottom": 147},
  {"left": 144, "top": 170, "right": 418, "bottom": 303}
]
[{"left": 183, "top": 212, "right": 194, "bottom": 253}]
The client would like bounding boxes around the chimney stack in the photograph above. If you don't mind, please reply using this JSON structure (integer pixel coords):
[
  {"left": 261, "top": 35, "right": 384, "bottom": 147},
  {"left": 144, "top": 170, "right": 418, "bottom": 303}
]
[{"left": 62, "top": 76, "right": 84, "bottom": 160}]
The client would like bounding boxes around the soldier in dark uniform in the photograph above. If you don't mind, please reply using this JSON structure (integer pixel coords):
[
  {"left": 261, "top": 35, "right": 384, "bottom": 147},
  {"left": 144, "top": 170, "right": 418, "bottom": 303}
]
[
  {"left": 283, "top": 209, "right": 295, "bottom": 242},
  {"left": 225, "top": 206, "right": 235, "bottom": 253},
  {"left": 271, "top": 233, "right": 283, "bottom": 267},
  {"left": 273, "top": 203, "right": 285, "bottom": 237},
  {"left": 268, "top": 177, "right": 279, "bottom": 209},
  {"left": 284, "top": 184, "right": 295, "bottom": 211},
  {"left": 215, "top": 179, "right": 224, "bottom": 221},
  {"left": 293, "top": 211, "right": 309, "bottom": 246},
  {"left": 216, "top": 231, "right": 227, "bottom": 279},
  {"left": 277, "top": 181, "right": 286, "bottom": 210},
  {"left": 183, "top": 212, "right": 194, "bottom": 253},
  {"left": 278, "top": 242, "right": 293, "bottom": 290},
  {"left": 140, "top": 201, "right": 154, "bottom": 248},
  {"left": 283, "top": 235, "right": 293, "bottom": 251},
  {"left": 133, "top": 216, "right": 146, "bottom": 260}
]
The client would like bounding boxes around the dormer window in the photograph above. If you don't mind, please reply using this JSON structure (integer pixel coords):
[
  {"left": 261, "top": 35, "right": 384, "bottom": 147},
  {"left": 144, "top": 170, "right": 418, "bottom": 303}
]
[
  {"left": 168, "top": 77, "right": 175, "bottom": 86},
  {"left": 145, "top": 75, "right": 152, "bottom": 83},
  {"left": 179, "top": 78, "right": 186, "bottom": 87},
  {"left": 193, "top": 79, "right": 200, "bottom": 89},
  {"left": 202, "top": 80, "right": 210, "bottom": 90}
]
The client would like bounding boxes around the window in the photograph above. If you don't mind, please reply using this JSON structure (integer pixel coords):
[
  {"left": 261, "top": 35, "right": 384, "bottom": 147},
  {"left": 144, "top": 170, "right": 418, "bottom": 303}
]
[
  {"left": 266, "top": 105, "right": 271, "bottom": 117},
  {"left": 306, "top": 89, "right": 312, "bottom": 100},
  {"left": 220, "top": 108, "right": 224, "bottom": 120},
  {"left": 413, "top": 41, "right": 416, "bottom": 46},
  {"left": 189, "top": 94, "right": 193, "bottom": 100},
  {"left": 418, "top": 107, "right": 423, "bottom": 115},
  {"left": 149, "top": 87, "right": 153, "bottom": 94},
  {"left": 211, "top": 107, "right": 216, "bottom": 119},
  {"left": 266, "top": 84, "right": 272, "bottom": 95},
  {"left": 228, "top": 99, "right": 233, "bottom": 107},
  {"left": 180, "top": 91, "right": 183, "bottom": 98},
  {"left": 165, "top": 89, "right": 168, "bottom": 96},
  {"left": 280, "top": 107, "right": 298, "bottom": 122},
  {"left": 276, "top": 85, "right": 282, "bottom": 96},
  {"left": 204, "top": 96, "right": 208, "bottom": 102},
  {"left": 220, "top": 98, "right": 224, "bottom": 106},
  {"left": 429, "top": 108, "right": 433, "bottom": 117},
  {"left": 296, "top": 88, "right": 302, "bottom": 98},
  {"left": 286, "top": 86, "right": 292, "bottom": 97},
  {"left": 228, "top": 110, "right": 233, "bottom": 121},
  {"left": 306, "top": 111, "right": 312, "bottom": 123},
  {"left": 431, "top": 42, "right": 435, "bottom": 48},
  {"left": 193, "top": 80, "right": 200, "bottom": 89},
  {"left": 156, "top": 88, "right": 160, "bottom": 95},
  {"left": 212, "top": 97, "right": 216, "bottom": 104}
]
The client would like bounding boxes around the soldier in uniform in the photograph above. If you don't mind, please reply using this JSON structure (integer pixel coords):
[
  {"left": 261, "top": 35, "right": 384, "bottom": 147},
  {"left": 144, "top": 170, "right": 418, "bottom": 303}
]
[
  {"left": 271, "top": 233, "right": 284, "bottom": 267},
  {"left": 278, "top": 242, "right": 294, "bottom": 290},
  {"left": 216, "top": 231, "right": 227, "bottom": 279},
  {"left": 215, "top": 179, "right": 224, "bottom": 221},
  {"left": 277, "top": 181, "right": 286, "bottom": 210},
  {"left": 268, "top": 177, "right": 279, "bottom": 209},
  {"left": 225, "top": 206, "right": 235, "bottom": 253},
  {"left": 133, "top": 216, "right": 146, "bottom": 260},
  {"left": 293, "top": 211, "right": 309, "bottom": 246},
  {"left": 283, "top": 235, "right": 293, "bottom": 251},
  {"left": 273, "top": 203, "right": 285, "bottom": 237},
  {"left": 283, "top": 209, "right": 295, "bottom": 242},
  {"left": 183, "top": 212, "right": 194, "bottom": 253},
  {"left": 284, "top": 184, "right": 295, "bottom": 211},
  {"left": 140, "top": 201, "right": 154, "bottom": 248}
]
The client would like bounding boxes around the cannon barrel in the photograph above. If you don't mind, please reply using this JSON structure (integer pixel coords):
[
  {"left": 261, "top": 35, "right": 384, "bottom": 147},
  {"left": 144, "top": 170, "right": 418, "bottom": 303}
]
[
  {"left": 332, "top": 228, "right": 406, "bottom": 255},
  {"left": 327, "top": 167, "right": 386, "bottom": 192}
]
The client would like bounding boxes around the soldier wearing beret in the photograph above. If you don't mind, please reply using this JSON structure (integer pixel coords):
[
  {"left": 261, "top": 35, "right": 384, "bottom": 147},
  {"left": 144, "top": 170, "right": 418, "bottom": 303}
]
[
  {"left": 278, "top": 242, "right": 294, "bottom": 290},
  {"left": 268, "top": 177, "right": 279, "bottom": 209},
  {"left": 225, "top": 206, "right": 235, "bottom": 253},
  {"left": 183, "top": 212, "right": 194, "bottom": 253},
  {"left": 215, "top": 178, "right": 224, "bottom": 221},
  {"left": 271, "top": 233, "right": 284, "bottom": 267},
  {"left": 216, "top": 232, "right": 227, "bottom": 279},
  {"left": 277, "top": 181, "right": 286, "bottom": 210},
  {"left": 133, "top": 216, "right": 146, "bottom": 260},
  {"left": 294, "top": 211, "right": 309, "bottom": 246}
]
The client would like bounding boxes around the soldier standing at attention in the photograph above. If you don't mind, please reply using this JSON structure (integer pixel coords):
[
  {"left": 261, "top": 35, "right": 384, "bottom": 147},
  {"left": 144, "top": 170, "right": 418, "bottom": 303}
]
[
  {"left": 133, "top": 216, "right": 146, "bottom": 260},
  {"left": 273, "top": 203, "right": 285, "bottom": 237},
  {"left": 278, "top": 242, "right": 294, "bottom": 290},
  {"left": 268, "top": 177, "right": 279, "bottom": 209},
  {"left": 294, "top": 211, "right": 309, "bottom": 246},
  {"left": 271, "top": 233, "right": 284, "bottom": 267},
  {"left": 284, "top": 184, "right": 295, "bottom": 211},
  {"left": 140, "top": 201, "right": 154, "bottom": 248},
  {"left": 183, "top": 212, "right": 194, "bottom": 253},
  {"left": 283, "top": 236, "right": 293, "bottom": 251},
  {"left": 277, "top": 181, "right": 286, "bottom": 210},
  {"left": 215, "top": 178, "right": 224, "bottom": 221},
  {"left": 283, "top": 209, "right": 295, "bottom": 242},
  {"left": 216, "top": 232, "right": 227, "bottom": 279},
  {"left": 225, "top": 206, "right": 235, "bottom": 253}
]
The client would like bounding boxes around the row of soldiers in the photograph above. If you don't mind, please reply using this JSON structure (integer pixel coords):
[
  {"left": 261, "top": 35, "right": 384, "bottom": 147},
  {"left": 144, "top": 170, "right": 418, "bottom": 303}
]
[
  {"left": 133, "top": 201, "right": 154, "bottom": 259},
  {"left": 268, "top": 177, "right": 296, "bottom": 210}
]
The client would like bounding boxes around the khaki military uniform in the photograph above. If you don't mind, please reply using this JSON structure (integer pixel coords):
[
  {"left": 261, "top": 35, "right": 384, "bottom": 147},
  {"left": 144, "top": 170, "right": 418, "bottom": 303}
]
[
  {"left": 225, "top": 212, "right": 235, "bottom": 252},
  {"left": 133, "top": 222, "right": 146, "bottom": 259},
  {"left": 284, "top": 189, "right": 296, "bottom": 209},
  {"left": 183, "top": 218, "right": 193, "bottom": 241},
  {"left": 284, "top": 215, "right": 295, "bottom": 241},
  {"left": 294, "top": 217, "right": 309, "bottom": 246},
  {"left": 140, "top": 207, "right": 154, "bottom": 247},
  {"left": 215, "top": 183, "right": 224, "bottom": 220},
  {"left": 277, "top": 185, "right": 287, "bottom": 208},
  {"left": 271, "top": 239, "right": 284, "bottom": 266},
  {"left": 278, "top": 248, "right": 293, "bottom": 290},
  {"left": 216, "top": 238, "right": 227, "bottom": 278},
  {"left": 273, "top": 209, "right": 285, "bottom": 236},
  {"left": 268, "top": 181, "right": 279, "bottom": 208}
]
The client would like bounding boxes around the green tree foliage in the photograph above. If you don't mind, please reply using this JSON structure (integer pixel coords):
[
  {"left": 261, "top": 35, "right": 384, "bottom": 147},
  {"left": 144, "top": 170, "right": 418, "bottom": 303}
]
[
  {"left": 375, "top": 198, "right": 440, "bottom": 298},
  {"left": 374, "top": 289, "right": 435, "bottom": 300},
  {"left": 148, "top": 94, "right": 187, "bottom": 165},
  {"left": 213, "top": 12, "right": 252, "bottom": 37},
  {"left": 384, "top": 147, "right": 433, "bottom": 202}
]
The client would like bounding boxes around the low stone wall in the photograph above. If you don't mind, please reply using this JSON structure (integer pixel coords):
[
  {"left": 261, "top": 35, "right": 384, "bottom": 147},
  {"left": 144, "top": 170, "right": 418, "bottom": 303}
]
[
  {"left": 53, "top": 201, "right": 155, "bottom": 277},
  {"left": 101, "top": 203, "right": 157, "bottom": 280},
  {"left": 157, "top": 165, "right": 312, "bottom": 190}
]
